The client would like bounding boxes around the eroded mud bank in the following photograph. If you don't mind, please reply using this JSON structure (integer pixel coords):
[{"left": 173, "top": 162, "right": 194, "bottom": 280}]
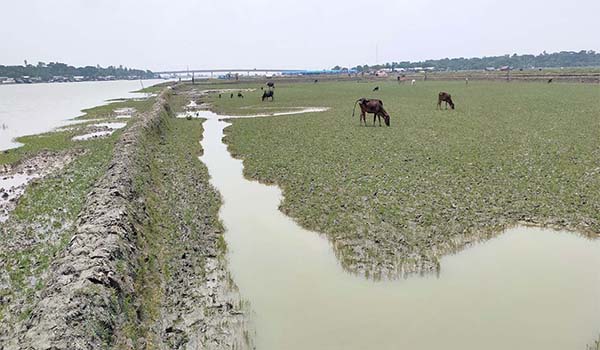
[{"left": 1, "top": 87, "right": 251, "bottom": 349}]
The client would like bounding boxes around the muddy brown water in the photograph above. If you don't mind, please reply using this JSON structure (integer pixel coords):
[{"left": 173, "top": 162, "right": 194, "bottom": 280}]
[{"left": 197, "top": 109, "right": 600, "bottom": 349}]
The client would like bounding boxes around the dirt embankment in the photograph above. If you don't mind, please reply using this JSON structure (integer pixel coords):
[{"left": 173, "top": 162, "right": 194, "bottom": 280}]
[{"left": 5, "top": 88, "right": 251, "bottom": 349}]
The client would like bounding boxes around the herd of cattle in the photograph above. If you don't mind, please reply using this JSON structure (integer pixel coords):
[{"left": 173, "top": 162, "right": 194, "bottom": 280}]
[
  {"left": 220, "top": 81, "right": 457, "bottom": 127},
  {"left": 353, "top": 92, "right": 455, "bottom": 127}
]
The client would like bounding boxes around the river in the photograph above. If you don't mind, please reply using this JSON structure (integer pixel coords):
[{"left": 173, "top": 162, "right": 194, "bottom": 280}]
[{"left": 0, "top": 79, "right": 164, "bottom": 150}]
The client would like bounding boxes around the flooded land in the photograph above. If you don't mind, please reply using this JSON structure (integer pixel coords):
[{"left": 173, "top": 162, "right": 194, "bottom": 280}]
[
  {"left": 0, "top": 79, "right": 161, "bottom": 150},
  {"left": 194, "top": 91, "right": 600, "bottom": 349},
  {"left": 0, "top": 80, "right": 598, "bottom": 349}
]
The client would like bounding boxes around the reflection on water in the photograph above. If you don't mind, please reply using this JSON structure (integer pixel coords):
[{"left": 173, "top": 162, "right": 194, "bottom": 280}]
[
  {"left": 197, "top": 109, "right": 600, "bottom": 350},
  {"left": 0, "top": 80, "right": 163, "bottom": 150}
]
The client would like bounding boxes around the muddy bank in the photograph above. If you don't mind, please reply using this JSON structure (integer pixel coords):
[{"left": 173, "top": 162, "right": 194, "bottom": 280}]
[
  {"left": 0, "top": 150, "right": 83, "bottom": 223},
  {"left": 4, "top": 87, "right": 250, "bottom": 349}
]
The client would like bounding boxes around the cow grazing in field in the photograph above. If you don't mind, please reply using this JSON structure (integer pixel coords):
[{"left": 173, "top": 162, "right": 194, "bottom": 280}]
[
  {"left": 352, "top": 98, "right": 390, "bottom": 126},
  {"left": 267, "top": 82, "right": 275, "bottom": 89},
  {"left": 373, "top": 86, "right": 379, "bottom": 91},
  {"left": 237, "top": 92, "right": 244, "bottom": 98},
  {"left": 230, "top": 93, "right": 234, "bottom": 98},
  {"left": 437, "top": 92, "right": 455, "bottom": 110},
  {"left": 219, "top": 94, "right": 222, "bottom": 98},
  {"left": 262, "top": 90, "right": 274, "bottom": 101},
  {"left": 314, "top": 79, "right": 318, "bottom": 83},
  {"left": 411, "top": 79, "right": 416, "bottom": 86},
  {"left": 548, "top": 78, "right": 553, "bottom": 84}
]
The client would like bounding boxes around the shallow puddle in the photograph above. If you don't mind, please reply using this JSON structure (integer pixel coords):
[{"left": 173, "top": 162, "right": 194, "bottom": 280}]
[
  {"left": 0, "top": 173, "right": 39, "bottom": 222},
  {"left": 71, "top": 122, "right": 126, "bottom": 141},
  {"left": 72, "top": 131, "right": 113, "bottom": 141},
  {"left": 92, "top": 122, "right": 126, "bottom": 129},
  {"left": 197, "top": 109, "right": 600, "bottom": 350}
]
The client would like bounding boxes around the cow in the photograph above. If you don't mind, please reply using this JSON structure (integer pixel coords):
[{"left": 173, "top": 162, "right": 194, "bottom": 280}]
[
  {"left": 267, "top": 82, "right": 275, "bottom": 89},
  {"left": 373, "top": 86, "right": 379, "bottom": 91},
  {"left": 547, "top": 78, "right": 553, "bottom": 84},
  {"left": 237, "top": 92, "right": 244, "bottom": 98},
  {"left": 230, "top": 93, "right": 234, "bottom": 98},
  {"left": 352, "top": 98, "right": 390, "bottom": 126},
  {"left": 411, "top": 79, "right": 416, "bottom": 86},
  {"left": 262, "top": 90, "right": 274, "bottom": 101},
  {"left": 314, "top": 79, "right": 318, "bottom": 83},
  {"left": 219, "top": 94, "right": 222, "bottom": 98},
  {"left": 437, "top": 92, "right": 455, "bottom": 110}
]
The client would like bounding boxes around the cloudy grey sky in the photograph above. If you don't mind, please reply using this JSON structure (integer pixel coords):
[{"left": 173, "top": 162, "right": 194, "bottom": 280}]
[{"left": 1, "top": 0, "right": 598, "bottom": 71}]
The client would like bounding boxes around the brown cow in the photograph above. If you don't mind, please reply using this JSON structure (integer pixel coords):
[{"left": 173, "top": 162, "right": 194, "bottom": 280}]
[
  {"left": 352, "top": 98, "right": 390, "bottom": 126},
  {"left": 437, "top": 92, "right": 455, "bottom": 110}
]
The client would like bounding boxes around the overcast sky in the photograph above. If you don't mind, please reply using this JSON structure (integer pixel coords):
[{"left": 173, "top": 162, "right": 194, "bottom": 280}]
[{"left": 1, "top": 0, "right": 598, "bottom": 71}]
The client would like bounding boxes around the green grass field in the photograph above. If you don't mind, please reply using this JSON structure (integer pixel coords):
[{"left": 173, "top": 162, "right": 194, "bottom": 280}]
[{"left": 194, "top": 79, "right": 600, "bottom": 277}]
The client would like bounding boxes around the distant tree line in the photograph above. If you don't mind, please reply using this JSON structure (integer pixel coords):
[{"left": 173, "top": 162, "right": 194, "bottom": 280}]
[
  {"left": 0, "top": 61, "right": 154, "bottom": 80},
  {"left": 336, "top": 50, "right": 600, "bottom": 72}
]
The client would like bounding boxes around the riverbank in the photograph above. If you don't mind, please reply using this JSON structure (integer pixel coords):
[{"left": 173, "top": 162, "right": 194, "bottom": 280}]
[
  {"left": 0, "top": 85, "right": 251, "bottom": 349},
  {"left": 0, "top": 79, "right": 163, "bottom": 150}
]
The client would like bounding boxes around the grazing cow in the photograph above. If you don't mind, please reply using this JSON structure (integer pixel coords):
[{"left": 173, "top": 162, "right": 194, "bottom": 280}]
[
  {"left": 373, "top": 86, "right": 379, "bottom": 91},
  {"left": 314, "top": 79, "right": 318, "bottom": 83},
  {"left": 352, "top": 98, "right": 390, "bottom": 126},
  {"left": 238, "top": 92, "right": 244, "bottom": 98},
  {"left": 262, "top": 90, "right": 274, "bottom": 101},
  {"left": 437, "top": 92, "right": 455, "bottom": 110},
  {"left": 267, "top": 82, "right": 275, "bottom": 89},
  {"left": 411, "top": 79, "right": 416, "bottom": 86},
  {"left": 548, "top": 78, "right": 553, "bottom": 84},
  {"left": 230, "top": 93, "right": 234, "bottom": 98},
  {"left": 219, "top": 94, "right": 222, "bottom": 98}
]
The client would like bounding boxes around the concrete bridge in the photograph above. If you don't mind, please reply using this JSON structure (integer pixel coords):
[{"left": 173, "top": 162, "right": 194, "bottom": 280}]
[{"left": 154, "top": 68, "right": 307, "bottom": 76}]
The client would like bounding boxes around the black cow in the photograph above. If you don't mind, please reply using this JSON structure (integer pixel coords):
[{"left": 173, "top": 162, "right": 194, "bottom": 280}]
[{"left": 262, "top": 90, "right": 274, "bottom": 101}]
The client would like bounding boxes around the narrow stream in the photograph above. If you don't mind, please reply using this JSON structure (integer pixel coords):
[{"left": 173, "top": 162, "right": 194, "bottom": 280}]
[{"left": 198, "top": 109, "right": 600, "bottom": 350}]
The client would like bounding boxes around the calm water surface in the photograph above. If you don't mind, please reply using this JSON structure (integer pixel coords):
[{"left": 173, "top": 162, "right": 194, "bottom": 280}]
[
  {"left": 0, "top": 79, "right": 163, "bottom": 150},
  {"left": 198, "top": 110, "right": 600, "bottom": 350}
]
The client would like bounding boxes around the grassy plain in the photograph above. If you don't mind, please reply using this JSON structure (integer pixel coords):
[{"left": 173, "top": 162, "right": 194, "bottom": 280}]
[{"left": 198, "top": 79, "right": 600, "bottom": 277}]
